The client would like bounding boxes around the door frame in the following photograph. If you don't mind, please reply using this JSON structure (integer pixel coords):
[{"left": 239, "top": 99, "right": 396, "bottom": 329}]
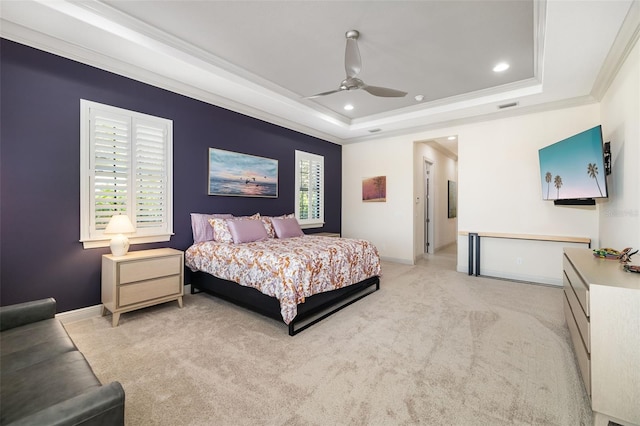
[{"left": 424, "top": 158, "right": 435, "bottom": 255}]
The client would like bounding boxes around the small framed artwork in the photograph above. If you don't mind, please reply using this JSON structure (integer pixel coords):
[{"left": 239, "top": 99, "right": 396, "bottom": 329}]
[
  {"left": 362, "top": 176, "right": 386, "bottom": 202},
  {"left": 208, "top": 148, "right": 278, "bottom": 197},
  {"left": 448, "top": 180, "right": 457, "bottom": 218}
]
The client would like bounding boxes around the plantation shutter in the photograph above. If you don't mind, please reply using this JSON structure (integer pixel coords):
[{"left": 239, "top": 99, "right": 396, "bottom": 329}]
[
  {"left": 91, "top": 110, "right": 131, "bottom": 232},
  {"left": 134, "top": 120, "right": 167, "bottom": 230},
  {"left": 298, "top": 159, "right": 310, "bottom": 220},
  {"left": 295, "top": 150, "right": 324, "bottom": 227},
  {"left": 81, "top": 100, "right": 173, "bottom": 247},
  {"left": 307, "top": 158, "right": 322, "bottom": 220}
]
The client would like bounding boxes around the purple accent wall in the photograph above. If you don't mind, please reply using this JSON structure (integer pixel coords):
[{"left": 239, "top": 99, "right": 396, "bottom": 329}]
[{"left": 0, "top": 39, "right": 342, "bottom": 312}]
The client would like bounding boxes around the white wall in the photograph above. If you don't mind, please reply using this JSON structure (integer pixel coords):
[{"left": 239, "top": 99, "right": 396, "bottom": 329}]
[
  {"left": 344, "top": 103, "right": 603, "bottom": 283},
  {"left": 456, "top": 105, "right": 603, "bottom": 284},
  {"left": 342, "top": 137, "right": 415, "bottom": 264},
  {"left": 599, "top": 37, "right": 640, "bottom": 250}
]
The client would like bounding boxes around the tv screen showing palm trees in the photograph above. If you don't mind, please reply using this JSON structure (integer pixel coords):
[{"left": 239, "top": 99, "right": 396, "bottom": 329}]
[{"left": 538, "top": 125, "right": 608, "bottom": 200}]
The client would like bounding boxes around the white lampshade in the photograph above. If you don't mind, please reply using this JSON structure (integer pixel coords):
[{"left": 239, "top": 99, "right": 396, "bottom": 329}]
[{"left": 104, "top": 214, "right": 135, "bottom": 256}]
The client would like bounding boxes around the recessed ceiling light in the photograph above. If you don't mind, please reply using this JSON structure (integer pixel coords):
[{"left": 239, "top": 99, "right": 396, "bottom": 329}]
[
  {"left": 414, "top": 95, "right": 425, "bottom": 102},
  {"left": 493, "top": 62, "right": 510, "bottom": 72},
  {"left": 344, "top": 104, "right": 354, "bottom": 111},
  {"left": 447, "top": 136, "right": 456, "bottom": 140}
]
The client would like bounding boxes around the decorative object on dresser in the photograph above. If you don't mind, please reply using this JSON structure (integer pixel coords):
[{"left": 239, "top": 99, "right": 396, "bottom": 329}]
[
  {"left": 618, "top": 247, "right": 638, "bottom": 265},
  {"left": 562, "top": 247, "right": 640, "bottom": 426},
  {"left": 102, "top": 248, "right": 184, "bottom": 327},
  {"left": 592, "top": 246, "right": 633, "bottom": 260},
  {"left": 104, "top": 214, "right": 136, "bottom": 256}
]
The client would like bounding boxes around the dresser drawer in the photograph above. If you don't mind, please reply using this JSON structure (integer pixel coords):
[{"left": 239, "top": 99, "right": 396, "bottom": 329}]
[
  {"left": 563, "top": 254, "right": 589, "bottom": 316},
  {"left": 119, "top": 255, "right": 182, "bottom": 284},
  {"left": 564, "top": 293, "right": 591, "bottom": 396},
  {"left": 563, "top": 283, "right": 590, "bottom": 352},
  {"left": 119, "top": 275, "right": 181, "bottom": 307}
]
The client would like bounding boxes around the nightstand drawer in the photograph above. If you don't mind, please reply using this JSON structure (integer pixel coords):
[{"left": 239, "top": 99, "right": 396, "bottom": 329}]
[
  {"left": 119, "top": 255, "right": 182, "bottom": 284},
  {"left": 119, "top": 275, "right": 181, "bottom": 307}
]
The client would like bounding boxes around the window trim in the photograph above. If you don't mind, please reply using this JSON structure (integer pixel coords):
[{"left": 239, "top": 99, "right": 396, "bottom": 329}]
[
  {"left": 294, "top": 150, "right": 324, "bottom": 229},
  {"left": 80, "top": 99, "right": 173, "bottom": 249}
]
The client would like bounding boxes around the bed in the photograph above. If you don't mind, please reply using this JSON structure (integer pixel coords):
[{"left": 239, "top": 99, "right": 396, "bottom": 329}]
[{"left": 185, "top": 222, "right": 381, "bottom": 335}]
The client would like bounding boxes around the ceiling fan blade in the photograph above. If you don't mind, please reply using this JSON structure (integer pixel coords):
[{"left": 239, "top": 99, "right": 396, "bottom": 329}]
[
  {"left": 307, "top": 30, "right": 404, "bottom": 101},
  {"left": 306, "top": 89, "right": 343, "bottom": 99},
  {"left": 362, "top": 85, "right": 407, "bottom": 98},
  {"left": 345, "top": 32, "right": 361, "bottom": 78}
]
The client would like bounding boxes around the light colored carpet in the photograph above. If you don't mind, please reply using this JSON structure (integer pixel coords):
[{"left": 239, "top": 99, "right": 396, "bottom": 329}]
[{"left": 64, "top": 247, "right": 592, "bottom": 425}]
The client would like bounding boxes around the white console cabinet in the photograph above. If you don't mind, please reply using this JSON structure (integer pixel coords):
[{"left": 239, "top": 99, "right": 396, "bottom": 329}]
[{"left": 563, "top": 248, "right": 640, "bottom": 426}]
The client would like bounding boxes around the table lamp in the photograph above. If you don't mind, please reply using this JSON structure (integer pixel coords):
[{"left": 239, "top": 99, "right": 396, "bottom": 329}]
[{"left": 104, "top": 214, "right": 135, "bottom": 256}]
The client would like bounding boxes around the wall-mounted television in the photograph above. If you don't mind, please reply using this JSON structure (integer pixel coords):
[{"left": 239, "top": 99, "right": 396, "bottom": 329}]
[{"left": 538, "top": 125, "right": 608, "bottom": 205}]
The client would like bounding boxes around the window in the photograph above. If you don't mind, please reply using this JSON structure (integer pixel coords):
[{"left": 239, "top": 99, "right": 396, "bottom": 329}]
[
  {"left": 80, "top": 100, "right": 173, "bottom": 248},
  {"left": 295, "top": 150, "right": 324, "bottom": 228}
]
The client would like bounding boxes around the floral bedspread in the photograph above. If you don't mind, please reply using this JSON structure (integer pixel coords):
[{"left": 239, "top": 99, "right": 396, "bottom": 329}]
[{"left": 185, "top": 236, "right": 381, "bottom": 324}]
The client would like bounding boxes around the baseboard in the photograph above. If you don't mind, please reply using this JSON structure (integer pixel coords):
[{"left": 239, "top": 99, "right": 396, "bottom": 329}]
[
  {"left": 480, "top": 269, "right": 562, "bottom": 286},
  {"left": 56, "top": 304, "right": 103, "bottom": 324},
  {"left": 56, "top": 284, "right": 192, "bottom": 324},
  {"left": 380, "top": 256, "right": 414, "bottom": 265},
  {"left": 435, "top": 241, "right": 457, "bottom": 252},
  {"left": 455, "top": 266, "right": 562, "bottom": 287}
]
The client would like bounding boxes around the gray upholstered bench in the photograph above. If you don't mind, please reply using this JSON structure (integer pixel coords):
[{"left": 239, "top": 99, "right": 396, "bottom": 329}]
[{"left": 0, "top": 298, "right": 125, "bottom": 425}]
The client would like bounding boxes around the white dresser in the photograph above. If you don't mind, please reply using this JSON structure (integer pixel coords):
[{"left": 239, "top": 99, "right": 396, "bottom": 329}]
[
  {"left": 563, "top": 247, "right": 640, "bottom": 426},
  {"left": 102, "top": 248, "right": 184, "bottom": 327}
]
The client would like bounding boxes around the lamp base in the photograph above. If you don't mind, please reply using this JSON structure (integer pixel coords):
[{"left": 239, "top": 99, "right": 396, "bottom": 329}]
[{"left": 110, "top": 234, "right": 130, "bottom": 256}]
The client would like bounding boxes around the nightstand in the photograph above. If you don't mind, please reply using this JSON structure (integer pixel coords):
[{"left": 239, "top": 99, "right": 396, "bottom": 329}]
[{"left": 101, "top": 248, "right": 184, "bottom": 327}]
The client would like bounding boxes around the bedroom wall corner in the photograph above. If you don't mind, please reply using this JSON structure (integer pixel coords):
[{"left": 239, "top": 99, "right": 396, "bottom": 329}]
[{"left": 599, "top": 35, "right": 640, "bottom": 250}]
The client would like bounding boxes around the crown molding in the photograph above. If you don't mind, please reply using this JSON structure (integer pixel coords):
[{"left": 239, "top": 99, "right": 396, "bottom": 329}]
[
  {"left": 592, "top": 0, "right": 640, "bottom": 100},
  {"left": 1, "top": 0, "right": 633, "bottom": 146},
  {"left": 343, "top": 95, "right": 598, "bottom": 145}
]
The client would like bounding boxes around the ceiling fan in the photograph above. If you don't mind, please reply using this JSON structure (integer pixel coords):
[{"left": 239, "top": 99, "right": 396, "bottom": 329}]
[{"left": 307, "top": 30, "right": 407, "bottom": 99}]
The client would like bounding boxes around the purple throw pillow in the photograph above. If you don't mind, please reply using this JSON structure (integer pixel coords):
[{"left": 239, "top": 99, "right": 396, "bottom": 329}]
[
  {"left": 260, "top": 213, "right": 295, "bottom": 238},
  {"left": 191, "top": 213, "right": 233, "bottom": 243},
  {"left": 271, "top": 217, "right": 304, "bottom": 239},
  {"left": 227, "top": 219, "right": 268, "bottom": 244}
]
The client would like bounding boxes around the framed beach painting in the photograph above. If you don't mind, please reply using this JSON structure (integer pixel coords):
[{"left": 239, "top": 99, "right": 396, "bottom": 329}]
[
  {"left": 208, "top": 148, "right": 278, "bottom": 197},
  {"left": 362, "top": 176, "right": 386, "bottom": 202}
]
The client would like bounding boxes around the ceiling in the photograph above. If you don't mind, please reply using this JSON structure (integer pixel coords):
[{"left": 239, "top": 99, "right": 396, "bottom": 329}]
[{"left": 1, "top": 1, "right": 638, "bottom": 145}]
